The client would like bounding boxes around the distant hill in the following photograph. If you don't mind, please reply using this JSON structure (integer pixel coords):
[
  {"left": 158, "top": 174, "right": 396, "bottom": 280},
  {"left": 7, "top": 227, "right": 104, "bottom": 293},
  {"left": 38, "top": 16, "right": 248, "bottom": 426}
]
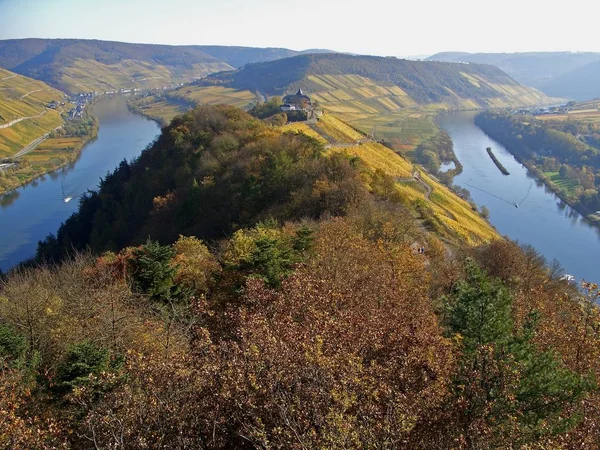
[
  {"left": 0, "top": 39, "right": 233, "bottom": 94},
  {"left": 207, "top": 53, "right": 556, "bottom": 110},
  {"left": 195, "top": 46, "right": 334, "bottom": 68},
  {"left": 0, "top": 39, "right": 337, "bottom": 95},
  {"left": 428, "top": 51, "right": 600, "bottom": 100},
  {"left": 540, "top": 60, "right": 600, "bottom": 101}
]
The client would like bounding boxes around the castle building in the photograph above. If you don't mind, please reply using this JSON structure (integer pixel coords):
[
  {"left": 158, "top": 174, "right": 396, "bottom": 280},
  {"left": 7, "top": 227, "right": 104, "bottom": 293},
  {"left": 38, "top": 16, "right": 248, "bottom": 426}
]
[{"left": 281, "top": 89, "right": 311, "bottom": 111}]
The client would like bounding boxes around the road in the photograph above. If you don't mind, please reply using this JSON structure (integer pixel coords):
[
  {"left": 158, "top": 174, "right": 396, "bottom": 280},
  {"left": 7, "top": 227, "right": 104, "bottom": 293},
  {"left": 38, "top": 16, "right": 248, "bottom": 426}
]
[
  {"left": 0, "top": 74, "right": 17, "bottom": 81},
  {"left": 12, "top": 125, "right": 62, "bottom": 159}
]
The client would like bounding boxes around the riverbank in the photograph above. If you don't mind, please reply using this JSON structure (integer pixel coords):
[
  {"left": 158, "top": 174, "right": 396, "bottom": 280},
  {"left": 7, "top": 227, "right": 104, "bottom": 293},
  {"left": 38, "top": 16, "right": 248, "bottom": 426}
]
[
  {"left": 439, "top": 111, "right": 600, "bottom": 283},
  {"left": 508, "top": 155, "right": 600, "bottom": 226},
  {"left": 474, "top": 112, "right": 600, "bottom": 229},
  {"left": 0, "top": 96, "right": 161, "bottom": 271},
  {"left": 0, "top": 115, "right": 99, "bottom": 196}
]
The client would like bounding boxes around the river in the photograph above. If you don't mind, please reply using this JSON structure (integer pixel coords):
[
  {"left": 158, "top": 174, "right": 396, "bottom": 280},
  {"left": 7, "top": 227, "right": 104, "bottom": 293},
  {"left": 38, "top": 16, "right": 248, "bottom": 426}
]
[
  {"left": 438, "top": 111, "right": 600, "bottom": 283},
  {"left": 0, "top": 96, "right": 161, "bottom": 271}
]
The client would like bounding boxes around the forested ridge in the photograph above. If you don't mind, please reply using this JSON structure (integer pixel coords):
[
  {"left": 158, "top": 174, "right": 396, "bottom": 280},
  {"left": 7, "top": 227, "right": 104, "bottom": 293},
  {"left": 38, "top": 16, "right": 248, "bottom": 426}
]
[{"left": 2, "top": 105, "right": 600, "bottom": 448}]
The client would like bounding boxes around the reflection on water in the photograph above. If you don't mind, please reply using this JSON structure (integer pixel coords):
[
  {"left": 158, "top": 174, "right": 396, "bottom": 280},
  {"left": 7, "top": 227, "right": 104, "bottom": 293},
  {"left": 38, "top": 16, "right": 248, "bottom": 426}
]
[
  {"left": 0, "top": 191, "right": 20, "bottom": 209},
  {"left": 438, "top": 111, "right": 600, "bottom": 283},
  {"left": 0, "top": 96, "right": 160, "bottom": 271}
]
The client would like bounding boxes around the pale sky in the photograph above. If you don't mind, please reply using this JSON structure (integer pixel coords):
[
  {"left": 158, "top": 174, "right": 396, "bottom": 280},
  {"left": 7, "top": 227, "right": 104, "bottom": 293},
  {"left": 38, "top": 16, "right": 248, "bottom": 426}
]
[{"left": 0, "top": 0, "right": 598, "bottom": 56}]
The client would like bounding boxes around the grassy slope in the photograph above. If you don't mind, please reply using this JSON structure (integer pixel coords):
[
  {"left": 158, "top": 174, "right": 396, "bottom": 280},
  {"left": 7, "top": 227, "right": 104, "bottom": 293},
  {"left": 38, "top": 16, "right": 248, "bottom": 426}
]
[
  {"left": 0, "top": 68, "right": 66, "bottom": 156},
  {"left": 218, "top": 54, "right": 558, "bottom": 108},
  {"left": 289, "top": 114, "right": 498, "bottom": 245},
  {"left": 57, "top": 59, "right": 229, "bottom": 94}
]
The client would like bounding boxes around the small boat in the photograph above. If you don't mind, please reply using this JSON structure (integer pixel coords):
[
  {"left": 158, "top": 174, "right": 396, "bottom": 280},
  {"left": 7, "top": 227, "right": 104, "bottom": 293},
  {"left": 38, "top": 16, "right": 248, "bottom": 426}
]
[
  {"left": 515, "top": 203, "right": 519, "bottom": 208},
  {"left": 64, "top": 196, "right": 72, "bottom": 203}
]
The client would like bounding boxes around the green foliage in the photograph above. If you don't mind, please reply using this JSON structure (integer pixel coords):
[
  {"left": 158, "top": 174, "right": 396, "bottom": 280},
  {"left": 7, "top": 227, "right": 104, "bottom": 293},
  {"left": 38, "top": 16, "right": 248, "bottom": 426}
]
[
  {"left": 55, "top": 340, "right": 112, "bottom": 391},
  {"left": 292, "top": 225, "right": 314, "bottom": 252},
  {"left": 56, "top": 116, "right": 97, "bottom": 138},
  {"left": 413, "top": 131, "right": 459, "bottom": 175},
  {"left": 224, "top": 221, "right": 313, "bottom": 288},
  {"left": 248, "top": 97, "right": 282, "bottom": 119},
  {"left": 0, "top": 324, "right": 27, "bottom": 363},
  {"left": 475, "top": 111, "right": 600, "bottom": 214},
  {"left": 444, "top": 260, "right": 594, "bottom": 446},
  {"left": 128, "top": 239, "right": 179, "bottom": 302}
]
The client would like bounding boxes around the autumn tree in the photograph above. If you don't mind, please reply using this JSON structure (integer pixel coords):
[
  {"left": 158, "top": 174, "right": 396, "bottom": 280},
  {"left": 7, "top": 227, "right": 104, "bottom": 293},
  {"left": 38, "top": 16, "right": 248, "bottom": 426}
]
[{"left": 443, "top": 260, "right": 593, "bottom": 448}]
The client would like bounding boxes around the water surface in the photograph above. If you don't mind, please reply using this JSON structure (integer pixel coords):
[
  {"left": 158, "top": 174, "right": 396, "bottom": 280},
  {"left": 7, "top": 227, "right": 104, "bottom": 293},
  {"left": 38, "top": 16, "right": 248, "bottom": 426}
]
[
  {"left": 438, "top": 111, "right": 600, "bottom": 283},
  {"left": 0, "top": 96, "right": 160, "bottom": 271}
]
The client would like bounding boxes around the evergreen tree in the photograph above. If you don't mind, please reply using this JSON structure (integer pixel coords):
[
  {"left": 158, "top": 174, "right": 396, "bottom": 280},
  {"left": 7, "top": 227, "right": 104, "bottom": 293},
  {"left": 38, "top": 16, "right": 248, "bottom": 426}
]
[
  {"left": 128, "top": 239, "right": 178, "bottom": 302},
  {"left": 444, "top": 260, "right": 594, "bottom": 447}
]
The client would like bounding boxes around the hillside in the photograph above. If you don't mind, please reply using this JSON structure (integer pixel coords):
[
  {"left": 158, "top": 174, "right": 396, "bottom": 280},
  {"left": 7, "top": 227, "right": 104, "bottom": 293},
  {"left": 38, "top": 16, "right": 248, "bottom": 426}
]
[
  {"left": 428, "top": 51, "right": 600, "bottom": 99},
  {"left": 0, "top": 39, "right": 338, "bottom": 95},
  {"left": 540, "top": 60, "right": 600, "bottom": 101},
  {"left": 210, "top": 53, "right": 554, "bottom": 109},
  {"left": 5, "top": 103, "right": 600, "bottom": 448},
  {"left": 0, "top": 67, "right": 65, "bottom": 155},
  {"left": 0, "top": 67, "right": 96, "bottom": 194},
  {"left": 195, "top": 45, "right": 334, "bottom": 68},
  {"left": 194, "top": 53, "right": 558, "bottom": 151},
  {"left": 0, "top": 39, "right": 233, "bottom": 94}
]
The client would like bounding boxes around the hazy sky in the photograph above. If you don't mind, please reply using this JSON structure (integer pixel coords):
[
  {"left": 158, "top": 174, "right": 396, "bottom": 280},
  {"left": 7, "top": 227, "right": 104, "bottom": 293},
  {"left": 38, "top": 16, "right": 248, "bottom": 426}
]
[{"left": 0, "top": 0, "right": 597, "bottom": 56}]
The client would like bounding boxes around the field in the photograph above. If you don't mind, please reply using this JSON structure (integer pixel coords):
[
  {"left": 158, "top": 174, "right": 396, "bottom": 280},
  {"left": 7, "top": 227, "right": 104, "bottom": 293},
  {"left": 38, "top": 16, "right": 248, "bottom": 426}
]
[
  {"left": 281, "top": 122, "right": 328, "bottom": 144},
  {"left": 536, "top": 100, "right": 600, "bottom": 124},
  {"left": 130, "top": 96, "right": 191, "bottom": 125},
  {"left": 130, "top": 86, "right": 259, "bottom": 124},
  {"left": 544, "top": 171, "right": 579, "bottom": 196},
  {"left": 291, "top": 75, "right": 453, "bottom": 153}
]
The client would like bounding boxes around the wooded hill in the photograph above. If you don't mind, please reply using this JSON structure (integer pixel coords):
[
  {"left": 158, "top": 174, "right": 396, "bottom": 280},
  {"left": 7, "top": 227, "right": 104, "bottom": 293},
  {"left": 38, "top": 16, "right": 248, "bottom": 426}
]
[
  {"left": 541, "top": 60, "right": 600, "bottom": 101},
  {"left": 194, "top": 45, "right": 333, "bottom": 68},
  {"left": 428, "top": 51, "right": 600, "bottom": 101},
  {"left": 206, "top": 53, "right": 557, "bottom": 109},
  {"left": 0, "top": 39, "right": 335, "bottom": 95},
  {"left": 4, "top": 104, "right": 600, "bottom": 448}
]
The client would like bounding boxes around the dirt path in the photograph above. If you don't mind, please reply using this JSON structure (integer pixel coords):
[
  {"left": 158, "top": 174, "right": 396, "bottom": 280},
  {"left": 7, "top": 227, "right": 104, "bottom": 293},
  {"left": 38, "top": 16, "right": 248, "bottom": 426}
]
[
  {"left": 0, "top": 74, "right": 17, "bottom": 82},
  {"left": 20, "top": 89, "right": 44, "bottom": 100},
  {"left": 397, "top": 171, "right": 433, "bottom": 200},
  {"left": 0, "top": 108, "right": 47, "bottom": 130}
]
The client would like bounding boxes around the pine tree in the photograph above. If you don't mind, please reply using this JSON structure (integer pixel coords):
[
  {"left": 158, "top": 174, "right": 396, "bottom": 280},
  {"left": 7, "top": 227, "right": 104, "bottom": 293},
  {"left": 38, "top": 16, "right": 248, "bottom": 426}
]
[
  {"left": 444, "top": 260, "right": 594, "bottom": 447},
  {"left": 128, "top": 239, "right": 178, "bottom": 302}
]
